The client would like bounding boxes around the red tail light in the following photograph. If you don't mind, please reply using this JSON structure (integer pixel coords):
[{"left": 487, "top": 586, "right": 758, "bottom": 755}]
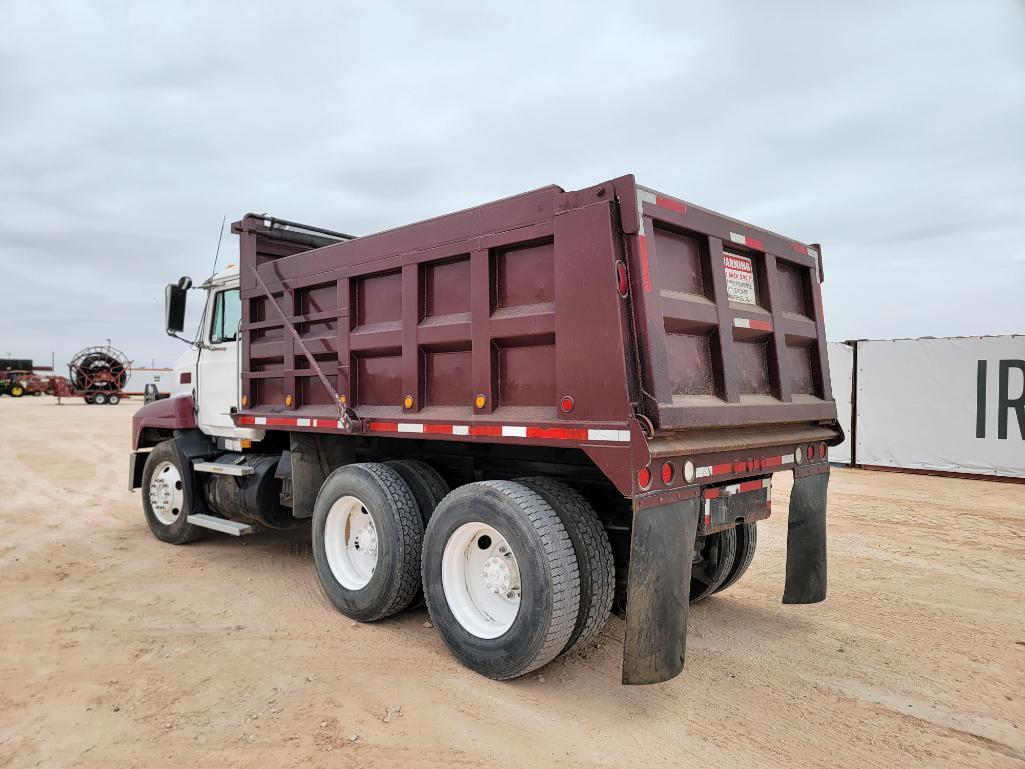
[
  {"left": 661, "top": 461, "right": 674, "bottom": 485},
  {"left": 615, "top": 261, "right": 629, "bottom": 297},
  {"left": 819, "top": 442, "right": 827, "bottom": 460},
  {"left": 806, "top": 445, "right": 815, "bottom": 462},
  {"left": 560, "top": 395, "right": 574, "bottom": 413},
  {"left": 637, "top": 466, "right": 652, "bottom": 489}
]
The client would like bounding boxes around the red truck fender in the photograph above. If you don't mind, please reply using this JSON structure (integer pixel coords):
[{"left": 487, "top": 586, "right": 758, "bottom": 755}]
[{"left": 131, "top": 395, "right": 196, "bottom": 451}]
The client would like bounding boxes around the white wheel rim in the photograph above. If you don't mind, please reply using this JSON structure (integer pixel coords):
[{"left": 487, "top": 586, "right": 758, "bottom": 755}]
[
  {"left": 149, "top": 461, "right": 184, "bottom": 526},
  {"left": 324, "top": 496, "right": 379, "bottom": 590},
  {"left": 441, "top": 522, "right": 521, "bottom": 639}
]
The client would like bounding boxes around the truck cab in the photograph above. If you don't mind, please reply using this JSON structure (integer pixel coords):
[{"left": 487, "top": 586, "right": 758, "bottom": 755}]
[{"left": 166, "top": 265, "right": 271, "bottom": 448}]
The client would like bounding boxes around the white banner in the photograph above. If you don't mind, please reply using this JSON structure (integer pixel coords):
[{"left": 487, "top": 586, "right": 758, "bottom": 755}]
[
  {"left": 827, "top": 342, "right": 854, "bottom": 466},
  {"left": 854, "top": 336, "right": 1025, "bottom": 478}
]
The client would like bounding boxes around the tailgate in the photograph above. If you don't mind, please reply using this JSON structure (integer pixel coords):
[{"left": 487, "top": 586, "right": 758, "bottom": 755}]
[{"left": 617, "top": 177, "right": 837, "bottom": 432}]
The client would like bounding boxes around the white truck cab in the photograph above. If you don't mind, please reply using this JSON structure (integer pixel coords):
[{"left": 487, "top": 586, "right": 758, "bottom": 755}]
[{"left": 170, "top": 265, "right": 264, "bottom": 447}]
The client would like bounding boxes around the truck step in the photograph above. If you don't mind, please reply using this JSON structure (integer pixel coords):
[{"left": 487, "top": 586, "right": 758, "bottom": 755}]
[
  {"left": 193, "top": 461, "right": 254, "bottom": 477},
  {"left": 186, "top": 514, "right": 255, "bottom": 536}
]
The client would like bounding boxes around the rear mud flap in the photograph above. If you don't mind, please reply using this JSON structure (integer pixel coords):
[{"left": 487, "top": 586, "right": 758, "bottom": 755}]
[
  {"left": 783, "top": 468, "right": 829, "bottom": 604},
  {"left": 621, "top": 497, "right": 699, "bottom": 685}
]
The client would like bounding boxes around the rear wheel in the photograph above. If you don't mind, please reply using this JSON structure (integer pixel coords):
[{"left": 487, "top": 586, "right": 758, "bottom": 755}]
[
  {"left": 385, "top": 460, "right": 448, "bottom": 525},
  {"left": 107, "top": 393, "right": 121, "bottom": 405},
  {"left": 312, "top": 463, "right": 423, "bottom": 622},
  {"left": 714, "top": 522, "right": 758, "bottom": 594},
  {"left": 141, "top": 440, "right": 204, "bottom": 544},
  {"left": 9, "top": 384, "right": 24, "bottom": 397},
  {"left": 92, "top": 392, "right": 107, "bottom": 405},
  {"left": 422, "top": 480, "right": 580, "bottom": 680},
  {"left": 690, "top": 527, "right": 737, "bottom": 602},
  {"left": 516, "top": 477, "right": 614, "bottom": 658}
]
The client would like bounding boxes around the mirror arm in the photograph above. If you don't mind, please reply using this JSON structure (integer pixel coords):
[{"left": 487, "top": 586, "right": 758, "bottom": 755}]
[{"left": 167, "top": 330, "right": 198, "bottom": 347}]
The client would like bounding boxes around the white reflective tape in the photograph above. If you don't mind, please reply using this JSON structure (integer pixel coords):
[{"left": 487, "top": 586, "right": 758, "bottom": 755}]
[
  {"left": 807, "top": 248, "right": 818, "bottom": 259},
  {"left": 729, "top": 232, "right": 746, "bottom": 245},
  {"left": 336, "top": 420, "right": 345, "bottom": 429},
  {"left": 502, "top": 425, "right": 527, "bottom": 438},
  {"left": 254, "top": 417, "right": 267, "bottom": 425},
  {"left": 734, "top": 318, "right": 751, "bottom": 328},
  {"left": 587, "top": 429, "right": 632, "bottom": 442},
  {"left": 763, "top": 478, "right": 771, "bottom": 488},
  {"left": 397, "top": 423, "right": 424, "bottom": 433},
  {"left": 780, "top": 455, "right": 793, "bottom": 465},
  {"left": 452, "top": 425, "right": 469, "bottom": 436},
  {"left": 636, "top": 190, "right": 656, "bottom": 236},
  {"left": 695, "top": 465, "right": 713, "bottom": 479},
  {"left": 296, "top": 418, "right": 311, "bottom": 427}
]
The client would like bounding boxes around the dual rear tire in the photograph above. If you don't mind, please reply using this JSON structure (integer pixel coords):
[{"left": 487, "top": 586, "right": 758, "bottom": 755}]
[{"left": 311, "top": 465, "right": 615, "bottom": 680}]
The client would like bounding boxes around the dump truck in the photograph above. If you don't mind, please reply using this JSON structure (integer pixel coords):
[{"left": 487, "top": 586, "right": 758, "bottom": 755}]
[{"left": 130, "top": 174, "right": 840, "bottom": 684}]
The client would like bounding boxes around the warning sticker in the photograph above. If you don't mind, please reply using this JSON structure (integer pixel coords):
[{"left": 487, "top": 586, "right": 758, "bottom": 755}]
[{"left": 723, "top": 253, "right": 756, "bottom": 304}]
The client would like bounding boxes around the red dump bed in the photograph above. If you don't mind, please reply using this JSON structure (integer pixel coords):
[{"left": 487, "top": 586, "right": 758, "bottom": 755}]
[{"left": 233, "top": 175, "right": 839, "bottom": 493}]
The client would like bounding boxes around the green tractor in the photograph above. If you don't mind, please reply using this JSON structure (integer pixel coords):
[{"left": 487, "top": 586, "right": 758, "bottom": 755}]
[{"left": 0, "top": 378, "right": 27, "bottom": 397}]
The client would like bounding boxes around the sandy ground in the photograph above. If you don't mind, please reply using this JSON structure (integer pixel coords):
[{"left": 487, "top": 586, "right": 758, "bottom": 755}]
[{"left": 1, "top": 396, "right": 1023, "bottom": 769}]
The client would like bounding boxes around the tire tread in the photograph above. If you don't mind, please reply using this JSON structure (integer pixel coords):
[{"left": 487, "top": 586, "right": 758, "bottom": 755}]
[{"left": 517, "top": 477, "right": 614, "bottom": 657}]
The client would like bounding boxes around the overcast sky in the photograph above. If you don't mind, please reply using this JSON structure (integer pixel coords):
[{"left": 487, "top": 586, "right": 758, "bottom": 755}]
[{"left": 2, "top": 1, "right": 1023, "bottom": 371}]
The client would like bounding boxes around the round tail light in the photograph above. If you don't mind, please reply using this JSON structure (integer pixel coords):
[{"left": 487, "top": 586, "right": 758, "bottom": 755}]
[
  {"left": 661, "top": 461, "right": 674, "bottom": 485},
  {"left": 806, "top": 445, "right": 815, "bottom": 463},
  {"left": 560, "top": 395, "right": 575, "bottom": 413},
  {"left": 794, "top": 446, "right": 804, "bottom": 465},
  {"left": 819, "top": 442, "right": 827, "bottom": 460},
  {"left": 637, "top": 466, "right": 652, "bottom": 489},
  {"left": 683, "top": 459, "right": 695, "bottom": 483}
]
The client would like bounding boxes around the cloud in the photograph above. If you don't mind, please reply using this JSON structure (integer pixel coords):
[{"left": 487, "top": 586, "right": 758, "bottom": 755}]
[{"left": 1, "top": 0, "right": 1022, "bottom": 372}]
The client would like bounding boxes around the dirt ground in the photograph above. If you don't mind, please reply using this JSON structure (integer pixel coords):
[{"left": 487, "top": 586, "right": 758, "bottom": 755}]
[{"left": 1, "top": 396, "right": 1023, "bottom": 769}]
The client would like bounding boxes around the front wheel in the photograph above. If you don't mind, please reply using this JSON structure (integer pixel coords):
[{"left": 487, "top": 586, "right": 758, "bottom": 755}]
[
  {"left": 422, "top": 481, "right": 580, "bottom": 680},
  {"left": 141, "top": 440, "right": 204, "bottom": 544},
  {"left": 9, "top": 384, "right": 24, "bottom": 397}
]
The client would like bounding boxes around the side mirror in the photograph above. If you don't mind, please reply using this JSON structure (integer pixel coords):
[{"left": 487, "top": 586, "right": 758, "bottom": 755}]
[{"left": 165, "top": 282, "right": 188, "bottom": 334}]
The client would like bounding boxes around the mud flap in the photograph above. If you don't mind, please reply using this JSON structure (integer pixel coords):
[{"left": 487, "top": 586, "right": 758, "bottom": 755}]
[
  {"left": 621, "top": 497, "right": 700, "bottom": 685},
  {"left": 783, "top": 468, "right": 829, "bottom": 604}
]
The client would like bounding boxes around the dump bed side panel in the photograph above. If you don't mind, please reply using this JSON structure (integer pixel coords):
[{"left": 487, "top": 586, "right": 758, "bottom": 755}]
[
  {"left": 234, "top": 184, "right": 636, "bottom": 439},
  {"left": 613, "top": 176, "right": 837, "bottom": 432}
]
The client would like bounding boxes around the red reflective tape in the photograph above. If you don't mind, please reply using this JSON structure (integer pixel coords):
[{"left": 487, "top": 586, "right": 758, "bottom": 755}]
[
  {"left": 469, "top": 425, "right": 503, "bottom": 437},
  {"left": 525, "top": 426, "right": 589, "bottom": 440},
  {"left": 712, "top": 463, "right": 732, "bottom": 475},
  {"left": 738, "top": 479, "right": 764, "bottom": 493},
  {"left": 746, "top": 236, "right": 764, "bottom": 250},
  {"left": 369, "top": 421, "right": 398, "bottom": 433},
  {"left": 237, "top": 416, "right": 256, "bottom": 425},
  {"left": 733, "top": 461, "right": 746, "bottom": 474},
  {"left": 265, "top": 417, "right": 294, "bottom": 426},
  {"left": 748, "top": 319, "right": 772, "bottom": 331},
  {"left": 703, "top": 487, "right": 721, "bottom": 499},
  {"left": 761, "top": 455, "right": 781, "bottom": 469},
  {"left": 638, "top": 235, "right": 652, "bottom": 292},
  {"left": 656, "top": 195, "right": 687, "bottom": 215},
  {"left": 423, "top": 424, "right": 452, "bottom": 434},
  {"left": 791, "top": 243, "right": 808, "bottom": 255}
]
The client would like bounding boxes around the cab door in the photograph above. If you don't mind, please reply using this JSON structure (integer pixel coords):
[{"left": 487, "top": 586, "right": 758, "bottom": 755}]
[{"left": 196, "top": 285, "right": 242, "bottom": 436}]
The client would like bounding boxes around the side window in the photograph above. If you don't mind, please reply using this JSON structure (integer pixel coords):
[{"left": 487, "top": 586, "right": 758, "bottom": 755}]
[{"left": 209, "top": 288, "right": 241, "bottom": 344}]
